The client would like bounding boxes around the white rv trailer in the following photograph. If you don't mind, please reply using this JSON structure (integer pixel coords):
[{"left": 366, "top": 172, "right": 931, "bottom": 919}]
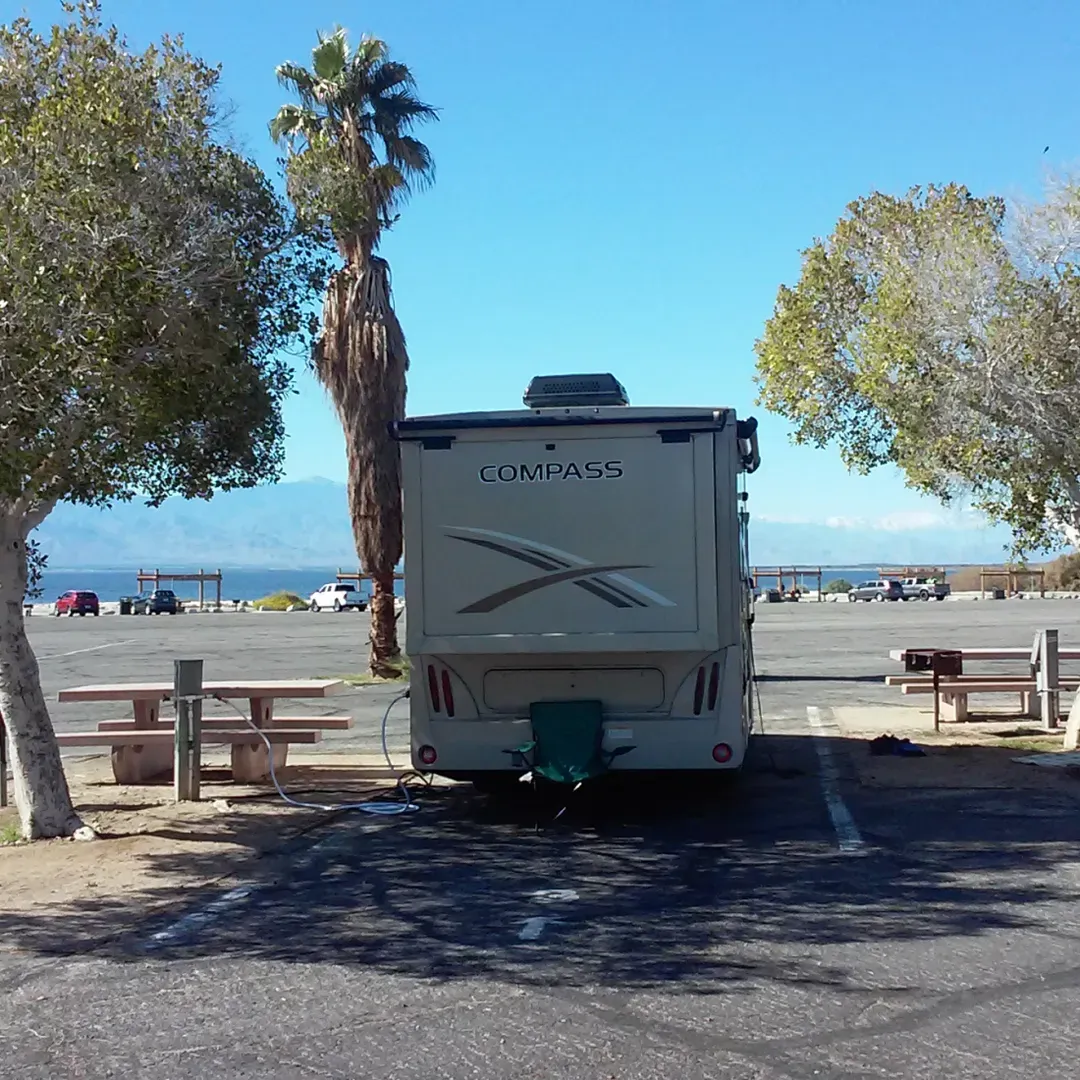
[{"left": 391, "top": 373, "right": 761, "bottom": 782}]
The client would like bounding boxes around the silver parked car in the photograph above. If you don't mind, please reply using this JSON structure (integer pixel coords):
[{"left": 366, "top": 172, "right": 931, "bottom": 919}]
[{"left": 847, "top": 579, "right": 904, "bottom": 602}]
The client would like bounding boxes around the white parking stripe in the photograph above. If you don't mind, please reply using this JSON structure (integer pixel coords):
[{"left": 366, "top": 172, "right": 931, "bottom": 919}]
[
  {"left": 807, "top": 705, "right": 867, "bottom": 856},
  {"left": 36, "top": 639, "right": 137, "bottom": 662}
]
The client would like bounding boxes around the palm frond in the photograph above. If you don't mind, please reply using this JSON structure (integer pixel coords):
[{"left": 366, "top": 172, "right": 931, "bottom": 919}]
[
  {"left": 351, "top": 34, "right": 388, "bottom": 69},
  {"left": 366, "top": 59, "right": 416, "bottom": 97},
  {"left": 270, "top": 103, "right": 320, "bottom": 145},
  {"left": 380, "top": 134, "right": 435, "bottom": 188},
  {"left": 371, "top": 88, "right": 440, "bottom": 133},
  {"left": 312, "top": 27, "right": 348, "bottom": 81},
  {"left": 275, "top": 61, "right": 318, "bottom": 104}
]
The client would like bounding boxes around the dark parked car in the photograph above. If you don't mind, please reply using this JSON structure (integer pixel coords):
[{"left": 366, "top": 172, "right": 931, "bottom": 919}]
[
  {"left": 54, "top": 590, "right": 99, "bottom": 617},
  {"left": 847, "top": 579, "right": 904, "bottom": 603},
  {"left": 132, "top": 589, "right": 179, "bottom": 615}
]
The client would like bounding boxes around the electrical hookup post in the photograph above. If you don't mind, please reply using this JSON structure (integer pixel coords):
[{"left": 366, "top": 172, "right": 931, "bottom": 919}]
[
  {"left": 173, "top": 659, "right": 204, "bottom": 802},
  {"left": 1033, "top": 630, "right": 1060, "bottom": 733}
]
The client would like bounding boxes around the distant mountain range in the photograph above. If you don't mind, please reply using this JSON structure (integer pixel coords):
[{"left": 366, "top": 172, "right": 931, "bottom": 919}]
[
  {"left": 748, "top": 519, "right": 1014, "bottom": 567},
  {"left": 32, "top": 478, "right": 1023, "bottom": 569}
]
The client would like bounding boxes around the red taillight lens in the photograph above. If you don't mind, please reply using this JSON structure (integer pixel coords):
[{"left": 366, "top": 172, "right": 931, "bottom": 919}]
[
  {"left": 427, "top": 665, "right": 441, "bottom": 712},
  {"left": 441, "top": 670, "right": 456, "bottom": 717},
  {"left": 712, "top": 743, "right": 733, "bottom": 764},
  {"left": 419, "top": 744, "right": 437, "bottom": 766},
  {"left": 692, "top": 667, "right": 706, "bottom": 715},
  {"left": 706, "top": 662, "right": 720, "bottom": 711}
]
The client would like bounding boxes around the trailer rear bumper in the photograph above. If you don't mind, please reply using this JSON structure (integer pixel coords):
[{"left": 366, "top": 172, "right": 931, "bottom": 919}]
[{"left": 410, "top": 714, "right": 750, "bottom": 775}]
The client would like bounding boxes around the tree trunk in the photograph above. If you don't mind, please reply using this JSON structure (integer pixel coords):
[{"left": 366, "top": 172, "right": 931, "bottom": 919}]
[
  {"left": 368, "top": 570, "right": 400, "bottom": 678},
  {"left": 0, "top": 515, "right": 83, "bottom": 838},
  {"left": 317, "top": 259, "right": 408, "bottom": 680},
  {"left": 344, "top": 435, "right": 402, "bottom": 677}
]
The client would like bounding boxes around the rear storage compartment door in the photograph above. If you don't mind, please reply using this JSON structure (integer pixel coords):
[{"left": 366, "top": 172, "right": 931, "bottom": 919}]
[{"left": 417, "top": 431, "right": 709, "bottom": 640}]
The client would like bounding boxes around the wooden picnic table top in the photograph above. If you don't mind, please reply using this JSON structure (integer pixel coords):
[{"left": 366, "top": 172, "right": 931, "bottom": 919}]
[
  {"left": 889, "top": 647, "right": 1080, "bottom": 662},
  {"left": 57, "top": 679, "right": 346, "bottom": 704}
]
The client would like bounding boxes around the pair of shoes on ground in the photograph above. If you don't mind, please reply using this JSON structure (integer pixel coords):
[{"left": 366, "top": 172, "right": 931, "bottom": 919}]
[{"left": 868, "top": 733, "right": 926, "bottom": 757}]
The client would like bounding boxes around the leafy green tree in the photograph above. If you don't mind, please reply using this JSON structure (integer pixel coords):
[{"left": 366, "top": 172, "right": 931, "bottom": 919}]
[
  {"left": 0, "top": 1, "right": 324, "bottom": 838},
  {"left": 271, "top": 26, "right": 436, "bottom": 678},
  {"left": 825, "top": 578, "right": 852, "bottom": 594},
  {"left": 755, "top": 180, "right": 1080, "bottom": 554},
  {"left": 24, "top": 540, "right": 46, "bottom": 601}
]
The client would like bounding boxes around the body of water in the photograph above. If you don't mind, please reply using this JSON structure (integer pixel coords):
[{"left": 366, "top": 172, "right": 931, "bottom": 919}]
[
  {"left": 33, "top": 564, "right": 959, "bottom": 603},
  {"left": 34, "top": 568, "right": 404, "bottom": 604}
]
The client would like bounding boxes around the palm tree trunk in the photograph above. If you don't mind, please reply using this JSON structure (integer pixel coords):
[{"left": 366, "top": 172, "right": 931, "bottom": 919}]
[
  {"left": 368, "top": 571, "right": 399, "bottom": 677},
  {"left": 317, "top": 257, "right": 408, "bottom": 678}
]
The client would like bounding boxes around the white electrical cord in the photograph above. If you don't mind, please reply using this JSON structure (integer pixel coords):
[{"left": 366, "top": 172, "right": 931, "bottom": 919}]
[{"left": 212, "top": 689, "right": 420, "bottom": 815}]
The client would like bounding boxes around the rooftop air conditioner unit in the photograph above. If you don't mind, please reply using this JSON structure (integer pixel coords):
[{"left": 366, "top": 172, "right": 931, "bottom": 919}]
[{"left": 522, "top": 373, "right": 630, "bottom": 409}]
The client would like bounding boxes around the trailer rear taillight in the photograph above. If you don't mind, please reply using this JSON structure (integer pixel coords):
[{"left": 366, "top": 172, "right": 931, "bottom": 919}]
[
  {"left": 692, "top": 666, "right": 706, "bottom": 715},
  {"left": 419, "top": 745, "right": 438, "bottom": 766},
  {"left": 707, "top": 662, "right": 720, "bottom": 711},
  {"left": 712, "top": 743, "right": 733, "bottom": 764},
  {"left": 428, "top": 665, "right": 441, "bottom": 712},
  {"left": 441, "top": 670, "right": 456, "bottom": 717}
]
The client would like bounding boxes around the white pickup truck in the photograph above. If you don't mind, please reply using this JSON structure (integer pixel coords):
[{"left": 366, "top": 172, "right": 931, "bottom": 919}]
[
  {"left": 308, "top": 582, "right": 367, "bottom": 612},
  {"left": 900, "top": 577, "right": 950, "bottom": 601}
]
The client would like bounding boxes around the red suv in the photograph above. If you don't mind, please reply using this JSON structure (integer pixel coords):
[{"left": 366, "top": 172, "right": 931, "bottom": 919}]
[{"left": 54, "top": 590, "right": 100, "bottom": 617}]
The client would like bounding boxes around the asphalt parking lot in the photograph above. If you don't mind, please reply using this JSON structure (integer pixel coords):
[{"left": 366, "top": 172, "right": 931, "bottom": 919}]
[
  {"left": 6, "top": 600, "right": 1080, "bottom": 1078},
  {"left": 33, "top": 595, "right": 1080, "bottom": 736},
  {"left": 26, "top": 607, "right": 410, "bottom": 755}
]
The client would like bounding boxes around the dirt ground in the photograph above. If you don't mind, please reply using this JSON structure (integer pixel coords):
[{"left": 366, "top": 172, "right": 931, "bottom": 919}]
[
  {"left": 6, "top": 717, "right": 1080, "bottom": 920},
  {"left": 0, "top": 753, "right": 419, "bottom": 918},
  {"left": 830, "top": 703, "right": 1080, "bottom": 793}
]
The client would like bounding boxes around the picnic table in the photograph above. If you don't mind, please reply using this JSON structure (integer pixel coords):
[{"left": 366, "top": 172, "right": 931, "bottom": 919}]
[
  {"left": 887, "top": 646, "right": 1080, "bottom": 722},
  {"left": 56, "top": 679, "right": 348, "bottom": 784}
]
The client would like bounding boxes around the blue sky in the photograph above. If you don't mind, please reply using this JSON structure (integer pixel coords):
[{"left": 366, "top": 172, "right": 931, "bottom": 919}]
[{"left": 15, "top": 0, "right": 1079, "bottom": 531}]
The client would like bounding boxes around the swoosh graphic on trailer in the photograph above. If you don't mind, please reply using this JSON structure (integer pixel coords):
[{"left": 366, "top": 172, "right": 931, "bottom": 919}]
[
  {"left": 446, "top": 533, "right": 642, "bottom": 609},
  {"left": 445, "top": 526, "right": 675, "bottom": 607},
  {"left": 458, "top": 564, "right": 648, "bottom": 614}
]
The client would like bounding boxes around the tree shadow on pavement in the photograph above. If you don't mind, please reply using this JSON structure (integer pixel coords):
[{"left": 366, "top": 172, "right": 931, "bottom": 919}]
[{"left": 1, "top": 734, "right": 1079, "bottom": 998}]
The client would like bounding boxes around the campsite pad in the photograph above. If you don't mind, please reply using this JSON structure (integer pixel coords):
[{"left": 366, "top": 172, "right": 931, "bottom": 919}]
[
  {"left": 854, "top": 744, "right": 1080, "bottom": 791},
  {"left": 0, "top": 753, "right": 430, "bottom": 925},
  {"left": 828, "top": 706, "right": 1079, "bottom": 791}
]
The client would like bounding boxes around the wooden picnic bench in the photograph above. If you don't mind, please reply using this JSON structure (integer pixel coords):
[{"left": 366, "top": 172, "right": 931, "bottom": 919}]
[
  {"left": 892, "top": 675, "right": 1080, "bottom": 721},
  {"left": 887, "top": 646, "right": 1080, "bottom": 722},
  {"left": 56, "top": 679, "right": 349, "bottom": 784}
]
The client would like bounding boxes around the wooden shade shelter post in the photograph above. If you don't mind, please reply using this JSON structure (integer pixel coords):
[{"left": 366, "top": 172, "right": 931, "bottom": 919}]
[
  {"left": 750, "top": 566, "right": 824, "bottom": 601},
  {"left": 978, "top": 567, "right": 1046, "bottom": 599},
  {"left": 136, "top": 569, "right": 224, "bottom": 611}
]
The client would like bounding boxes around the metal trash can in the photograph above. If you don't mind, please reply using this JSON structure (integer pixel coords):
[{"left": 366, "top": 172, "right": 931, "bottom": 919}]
[{"left": 119, "top": 597, "right": 133, "bottom": 615}]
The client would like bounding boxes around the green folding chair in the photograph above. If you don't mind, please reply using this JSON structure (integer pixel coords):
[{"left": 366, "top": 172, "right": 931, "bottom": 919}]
[{"left": 505, "top": 700, "right": 635, "bottom": 823}]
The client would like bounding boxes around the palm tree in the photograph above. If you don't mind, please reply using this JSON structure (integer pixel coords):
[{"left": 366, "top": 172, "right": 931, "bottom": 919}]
[{"left": 271, "top": 27, "right": 436, "bottom": 677}]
